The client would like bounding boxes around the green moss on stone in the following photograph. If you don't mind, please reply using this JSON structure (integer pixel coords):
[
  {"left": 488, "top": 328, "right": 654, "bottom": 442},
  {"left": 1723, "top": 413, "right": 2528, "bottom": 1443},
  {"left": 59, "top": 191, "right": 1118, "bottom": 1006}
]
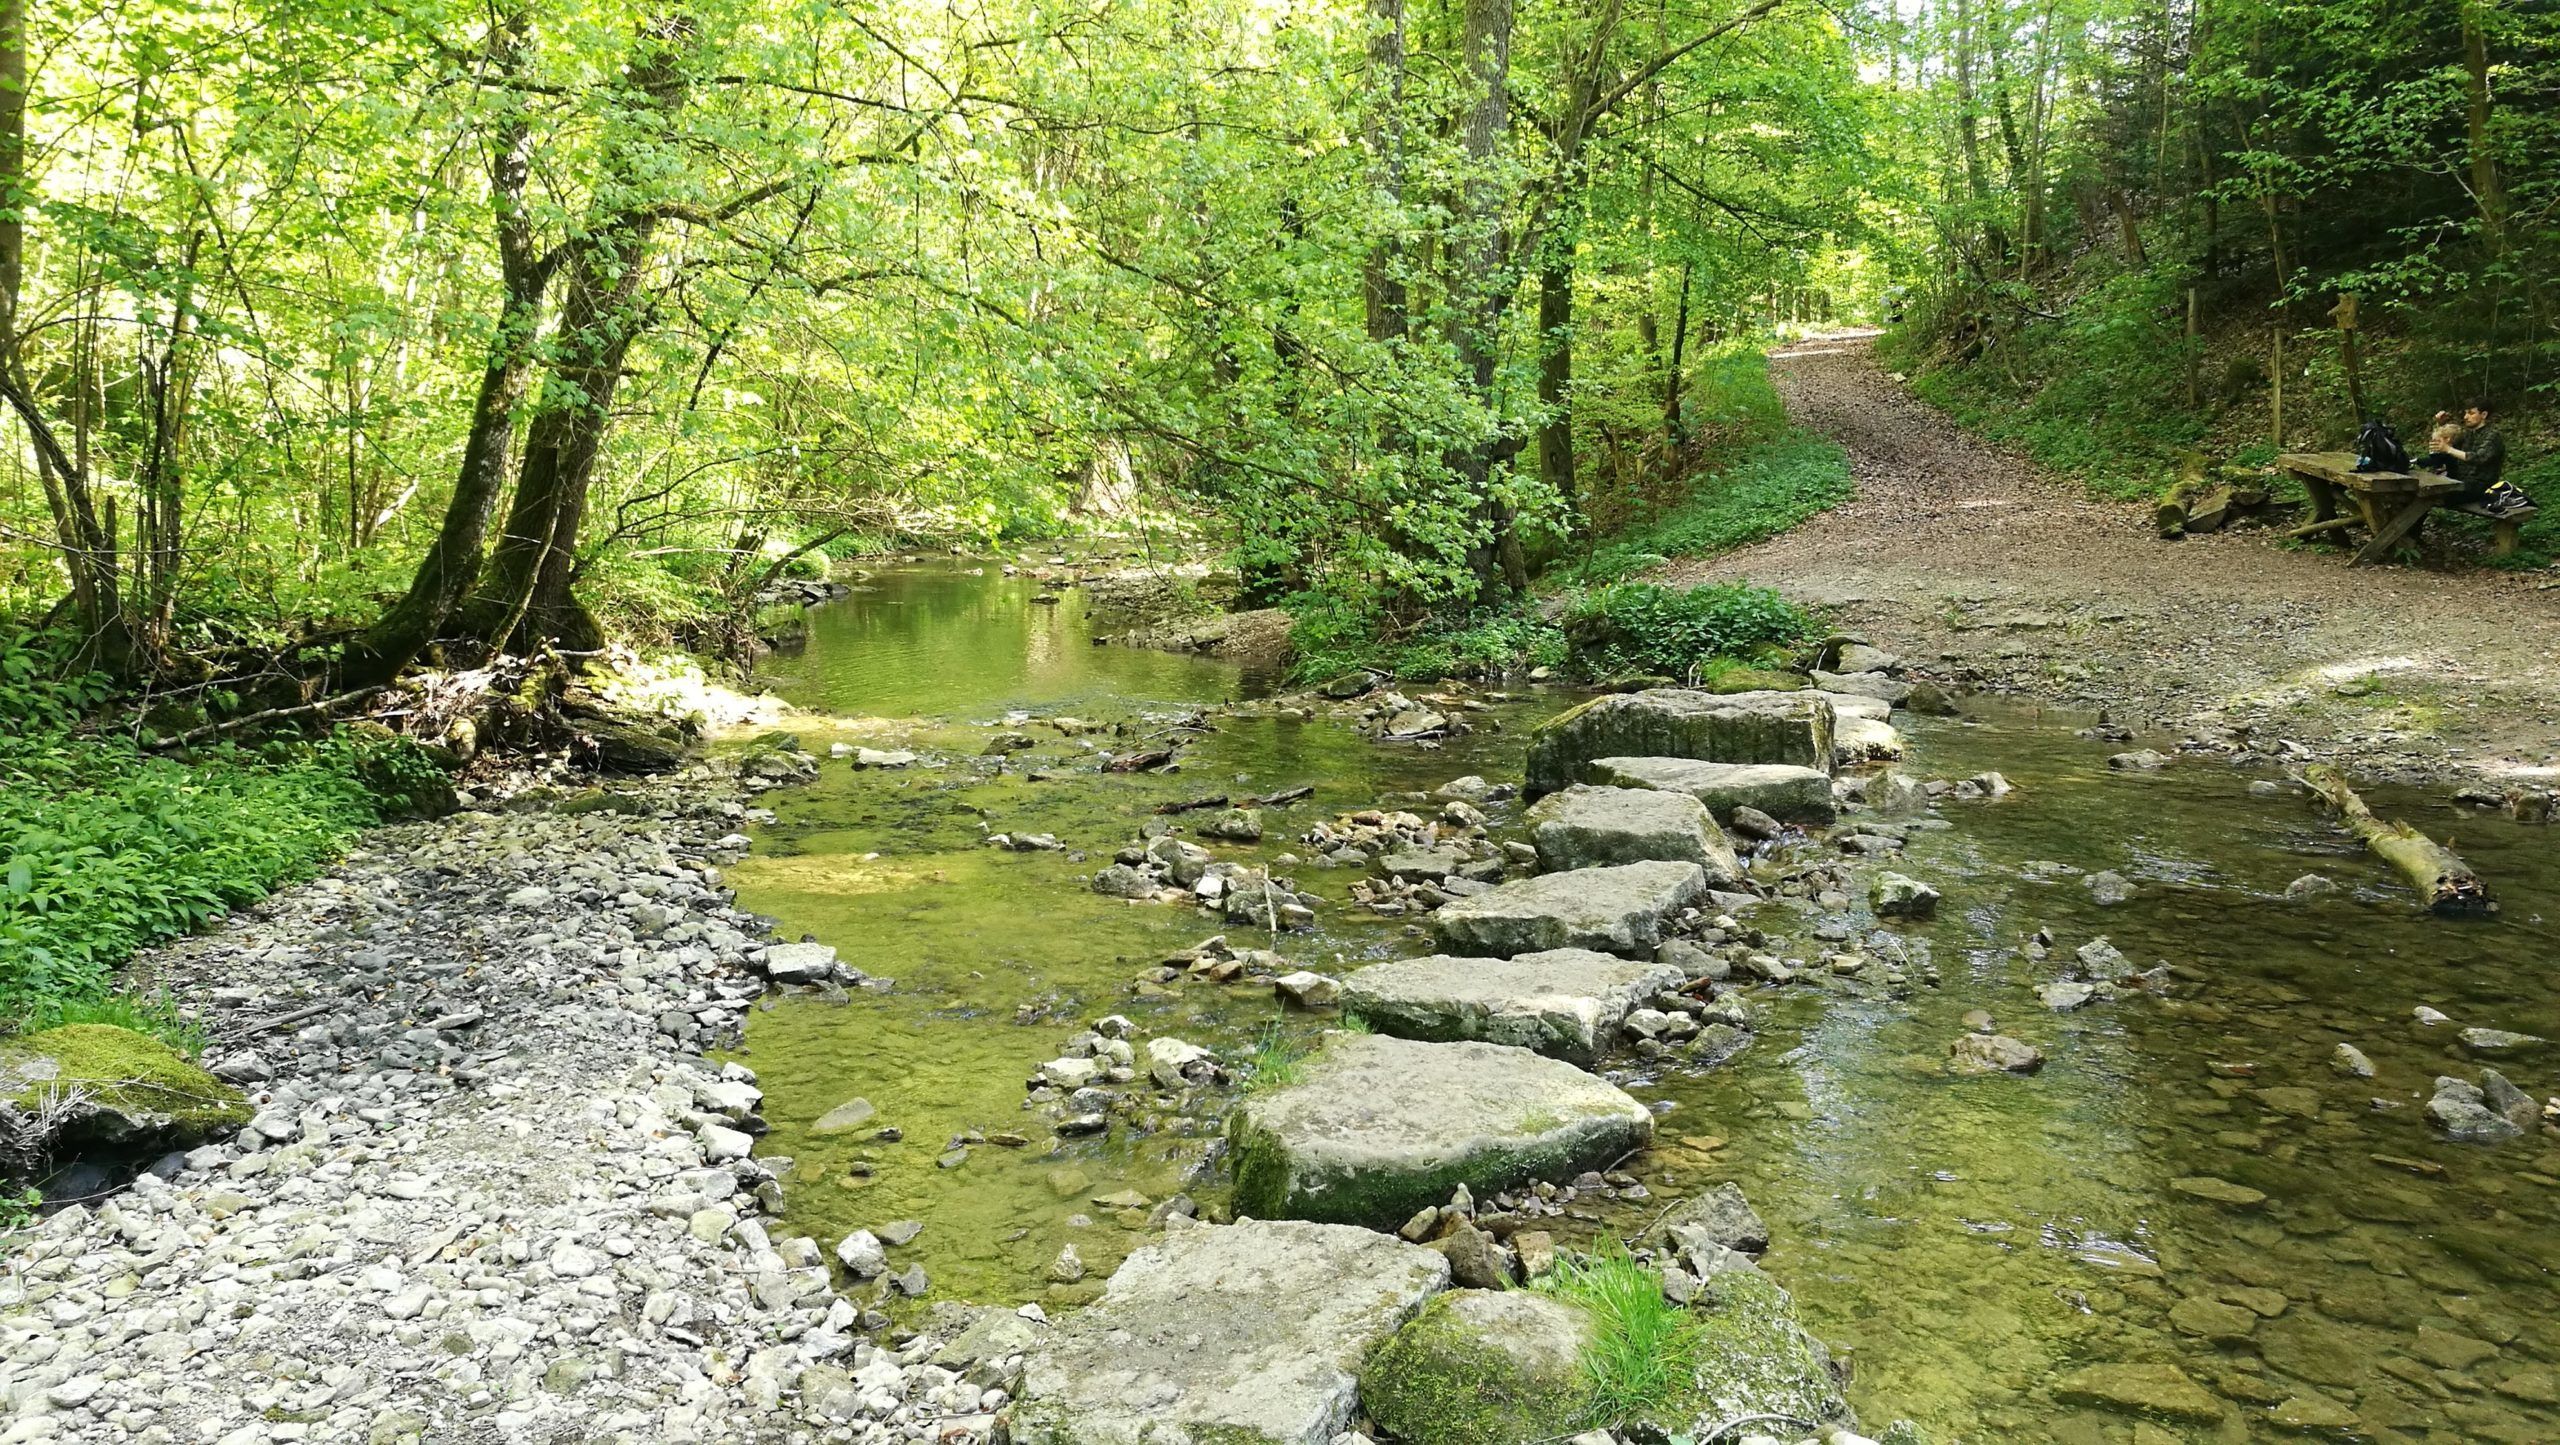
[
  {"left": 1226, "top": 1108, "right": 1604, "bottom": 1230},
  {"left": 1635, "top": 1267, "right": 1851, "bottom": 1434},
  {"left": 1364, "top": 1292, "right": 1591, "bottom": 1445},
  {"left": 0, "top": 1023, "right": 250, "bottom": 1145},
  {"left": 1702, "top": 666, "right": 1807, "bottom": 694}
]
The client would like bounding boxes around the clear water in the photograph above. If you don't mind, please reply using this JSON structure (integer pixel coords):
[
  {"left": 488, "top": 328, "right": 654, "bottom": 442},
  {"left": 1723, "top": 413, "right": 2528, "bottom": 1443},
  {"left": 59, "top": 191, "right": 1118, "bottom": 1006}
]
[{"left": 733, "top": 561, "right": 2560, "bottom": 1443}]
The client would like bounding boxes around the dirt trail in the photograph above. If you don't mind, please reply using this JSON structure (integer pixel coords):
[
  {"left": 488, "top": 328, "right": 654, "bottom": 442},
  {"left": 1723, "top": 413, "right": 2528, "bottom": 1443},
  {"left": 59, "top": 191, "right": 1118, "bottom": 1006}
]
[{"left": 1663, "top": 333, "right": 2560, "bottom": 784}]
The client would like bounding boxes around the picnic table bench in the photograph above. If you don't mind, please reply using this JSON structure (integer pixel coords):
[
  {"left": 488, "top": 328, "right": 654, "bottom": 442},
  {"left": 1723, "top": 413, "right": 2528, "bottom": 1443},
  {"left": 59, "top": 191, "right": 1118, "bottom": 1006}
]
[{"left": 2276, "top": 451, "right": 2523, "bottom": 564}]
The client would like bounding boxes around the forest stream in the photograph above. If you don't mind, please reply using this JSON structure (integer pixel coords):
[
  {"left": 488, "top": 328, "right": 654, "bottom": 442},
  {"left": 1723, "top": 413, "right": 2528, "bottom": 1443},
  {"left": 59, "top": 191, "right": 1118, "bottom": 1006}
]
[{"left": 729, "top": 562, "right": 2560, "bottom": 1444}]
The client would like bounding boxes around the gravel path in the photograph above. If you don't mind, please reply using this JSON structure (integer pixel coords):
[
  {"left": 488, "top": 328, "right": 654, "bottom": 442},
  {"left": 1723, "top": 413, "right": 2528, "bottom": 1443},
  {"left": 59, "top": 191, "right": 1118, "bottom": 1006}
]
[
  {"left": 0, "top": 761, "right": 1023, "bottom": 1445},
  {"left": 1667, "top": 334, "right": 2560, "bottom": 783}
]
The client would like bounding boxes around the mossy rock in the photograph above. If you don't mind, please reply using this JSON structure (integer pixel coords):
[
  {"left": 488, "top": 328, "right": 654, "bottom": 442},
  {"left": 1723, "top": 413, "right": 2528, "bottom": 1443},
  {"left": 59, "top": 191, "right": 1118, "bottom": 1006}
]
[
  {"left": 553, "top": 788, "right": 651, "bottom": 816},
  {"left": 0, "top": 1024, "right": 250, "bottom": 1150},
  {"left": 1701, "top": 666, "right": 1807, "bottom": 695},
  {"left": 1363, "top": 1290, "right": 1594, "bottom": 1445},
  {"left": 1644, "top": 1268, "right": 1853, "bottom": 1436}
]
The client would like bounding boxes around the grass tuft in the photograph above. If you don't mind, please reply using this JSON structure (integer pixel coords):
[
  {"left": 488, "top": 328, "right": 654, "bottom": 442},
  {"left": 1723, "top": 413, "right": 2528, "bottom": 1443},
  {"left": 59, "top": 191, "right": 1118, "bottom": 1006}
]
[
  {"left": 1540, "top": 1244, "right": 1706, "bottom": 1425},
  {"left": 1236, "top": 1022, "right": 1312, "bottom": 1095}
]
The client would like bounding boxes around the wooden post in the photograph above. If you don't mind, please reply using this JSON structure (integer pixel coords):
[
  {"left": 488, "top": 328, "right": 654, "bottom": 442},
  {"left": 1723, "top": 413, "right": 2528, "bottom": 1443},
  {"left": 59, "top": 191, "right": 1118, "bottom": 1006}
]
[
  {"left": 2329, "top": 291, "right": 2365, "bottom": 423},
  {"left": 2185, "top": 286, "right": 2200, "bottom": 411},
  {"left": 2270, "top": 327, "right": 2284, "bottom": 448}
]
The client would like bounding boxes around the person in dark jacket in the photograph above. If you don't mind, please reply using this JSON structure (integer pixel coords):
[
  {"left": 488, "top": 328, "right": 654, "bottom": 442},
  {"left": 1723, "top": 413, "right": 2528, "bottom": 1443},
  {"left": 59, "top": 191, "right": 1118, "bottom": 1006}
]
[{"left": 2423, "top": 400, "right": 2531, "bottom": 519}]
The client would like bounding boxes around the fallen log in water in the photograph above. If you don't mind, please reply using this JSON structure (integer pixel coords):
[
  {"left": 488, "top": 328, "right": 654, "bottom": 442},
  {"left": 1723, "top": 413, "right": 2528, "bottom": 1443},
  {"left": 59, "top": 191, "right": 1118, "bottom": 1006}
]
[{"left": 2303, "top": 764, "right": 2497, "bottom": 916}]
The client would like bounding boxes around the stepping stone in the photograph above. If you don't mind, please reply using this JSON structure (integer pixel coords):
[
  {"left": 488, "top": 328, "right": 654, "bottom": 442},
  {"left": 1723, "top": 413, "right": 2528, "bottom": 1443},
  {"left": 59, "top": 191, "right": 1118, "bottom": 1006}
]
[
  {"left": 1525, "top": 785, "right": 1739, "bottom": 880},
  {"left": 1525, "top": 689, "right": 1836, "bottom": 798},
  {"left": 1009, "top": 1218, "right": 1447, "bottom": 1445},
  {"left": 1432, "top": 861, "right": 1707, "bottom": 958},
  {"left": 1230, "top": 1033, "right": 1653, "bottom": 1228},
  {"left": 1339, "top": 948, "right": 1686, "bottom": 1066},
  {"left": 1587, "top": 756, "right": 1838, "bottom": 824}
]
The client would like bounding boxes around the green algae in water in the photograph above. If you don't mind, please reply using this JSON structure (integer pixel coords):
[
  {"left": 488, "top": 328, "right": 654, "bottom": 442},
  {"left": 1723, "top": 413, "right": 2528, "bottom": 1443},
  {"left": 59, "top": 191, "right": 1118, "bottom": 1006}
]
[
  {"left": 1615, "top": 706, "right": 2560, "bottom": 1442},
  {"left": 731, "top": 564, "right": 1561, "bottom": 1306},
  {"left": 734, "top": 566, "right": 2560, "bottom": 1442}
]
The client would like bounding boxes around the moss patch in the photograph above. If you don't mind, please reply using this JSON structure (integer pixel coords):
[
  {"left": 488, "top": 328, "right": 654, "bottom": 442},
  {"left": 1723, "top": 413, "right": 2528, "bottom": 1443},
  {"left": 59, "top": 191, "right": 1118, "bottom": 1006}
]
[
  {"left": 1364, "top": 1291, "right": 1593, "bottom": 1445},
  {"left": 0, "top": 1023, "right": 250, "bottom": 1146}
]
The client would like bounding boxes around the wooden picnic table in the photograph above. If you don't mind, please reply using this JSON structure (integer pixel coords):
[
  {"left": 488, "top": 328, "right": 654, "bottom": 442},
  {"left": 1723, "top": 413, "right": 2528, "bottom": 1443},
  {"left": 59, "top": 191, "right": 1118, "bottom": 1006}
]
[{"left": 2275, "top": 451, "right": 2518, "bottom": 564}]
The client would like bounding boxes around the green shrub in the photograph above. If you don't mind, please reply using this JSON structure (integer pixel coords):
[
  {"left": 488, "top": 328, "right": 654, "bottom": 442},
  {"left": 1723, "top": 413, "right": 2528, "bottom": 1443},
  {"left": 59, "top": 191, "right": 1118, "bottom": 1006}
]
[{"left": 1562, "top": 582, "right": 1814, "bottom": 681}]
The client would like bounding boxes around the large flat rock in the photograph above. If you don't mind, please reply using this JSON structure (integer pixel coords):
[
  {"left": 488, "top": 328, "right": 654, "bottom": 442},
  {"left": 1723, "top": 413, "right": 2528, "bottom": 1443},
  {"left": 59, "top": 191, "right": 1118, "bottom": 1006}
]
[
  {"left": 1526, "top": 784, "right": 1739, "bottom": 880},
  {"left": 1008, "top": 1218, "right": 1449, "bottom": 1445},
  {"left": 1433, "top": 860, "right": 1706, "bottom": 958},
  {"left": 1231, "top": 1033, "right": 1654, "bottom": 1228},
  {"left": 1589, "top": 756, "right": 1838, "bottom": 824},
  {"left": 1526, "top": 689, "right": 1835, "bottom": 798},
  {"left": 1340, "top": 948, "right": 1687, "bottom": 1065}
]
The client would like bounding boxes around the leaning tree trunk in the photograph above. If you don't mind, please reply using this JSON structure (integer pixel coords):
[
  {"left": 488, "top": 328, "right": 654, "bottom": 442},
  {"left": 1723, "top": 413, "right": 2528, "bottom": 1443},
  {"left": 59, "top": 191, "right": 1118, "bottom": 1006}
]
[
  {"left": 342, "top": 7, "right": 545, "bottom": 688},
  {"left": 2303, "top": 764, "right": 2496, "bottom": 917}
]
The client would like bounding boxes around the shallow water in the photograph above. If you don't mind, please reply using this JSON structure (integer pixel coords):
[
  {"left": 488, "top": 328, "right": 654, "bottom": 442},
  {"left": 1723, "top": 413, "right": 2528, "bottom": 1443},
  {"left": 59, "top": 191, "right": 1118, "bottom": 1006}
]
[{"left": 734, "top": 562, "right": 2560, "bottom": 1443}]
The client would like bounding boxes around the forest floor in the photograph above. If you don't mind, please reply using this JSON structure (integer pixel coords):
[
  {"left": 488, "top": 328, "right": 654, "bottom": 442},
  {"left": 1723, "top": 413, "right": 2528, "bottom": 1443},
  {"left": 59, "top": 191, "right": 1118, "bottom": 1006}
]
[{"left": 1663, "top": 332, "right": 2560, "bottom": 787}]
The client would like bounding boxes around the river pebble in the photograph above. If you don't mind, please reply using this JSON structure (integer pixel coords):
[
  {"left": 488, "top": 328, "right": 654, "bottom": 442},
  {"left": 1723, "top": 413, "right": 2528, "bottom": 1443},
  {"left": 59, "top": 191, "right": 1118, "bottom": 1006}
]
[{"left": 0, "top": 762, "right": 1012, "bottom": 1443}]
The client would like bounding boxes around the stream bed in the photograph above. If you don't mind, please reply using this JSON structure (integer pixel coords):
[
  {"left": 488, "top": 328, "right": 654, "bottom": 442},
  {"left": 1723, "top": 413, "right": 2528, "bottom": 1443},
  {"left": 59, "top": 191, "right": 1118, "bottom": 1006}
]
[{"left": 728, "top": 561, "right": 2560, "bottom": 1444}]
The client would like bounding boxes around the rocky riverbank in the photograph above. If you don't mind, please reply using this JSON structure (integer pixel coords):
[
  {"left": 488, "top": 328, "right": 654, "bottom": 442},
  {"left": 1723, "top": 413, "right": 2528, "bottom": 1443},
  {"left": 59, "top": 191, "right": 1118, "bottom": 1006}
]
[{"left": 0, "top": 748, "right": 1029, "bottom": 1445}]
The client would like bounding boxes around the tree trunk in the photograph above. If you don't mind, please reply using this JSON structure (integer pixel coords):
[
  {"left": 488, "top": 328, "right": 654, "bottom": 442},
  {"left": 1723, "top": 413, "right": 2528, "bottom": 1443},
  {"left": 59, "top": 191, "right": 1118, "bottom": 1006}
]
[
  {"left": 0, "top": 0, "right": 127, "bottom": 665},
  {"left": 469, "top": 15, "right": 697, "bottom": 652},
  {"left": 1446, "top": 0, "right": 1517, "bottom": 600},
  {"left": 1360, "top": 0, "right": 1407, "bottom": 344},
  {"left": 344, "top": 8, "right": 545, "bottom": 687},
  {"left": 1536, "top": 261, "right": 1574, "bottom": 505}
]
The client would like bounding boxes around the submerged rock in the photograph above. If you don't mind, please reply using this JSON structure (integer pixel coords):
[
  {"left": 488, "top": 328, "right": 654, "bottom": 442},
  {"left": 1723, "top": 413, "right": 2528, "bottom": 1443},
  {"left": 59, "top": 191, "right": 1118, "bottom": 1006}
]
[
  {"left": 1647, "top": 1181, "right": 1770, "bottom": 1257},
  {"left": 2051, "top": 1362, "right": 2226, "bottom": 1423},
  {"left": 1338, "top": 948, "right": 1686, "bottom": 1066},
  {"left": 1526, "top": 784, "right": 1740, "bottom": 880},
  {"left": 1525, "top": 689, "right": 1836, "bottom": 799},
  {"left": 1360, "top": 1290, "right": 1591, "bottom": 1445},
  {"left": 1008, "top": 1218, "right": 1447, "bottom": 1445},
  {"left": 2427, "top": 1072, "right": 2536, "bottom": 1142},
  {"left": 1432, "top": 861, "right": 1708, "bottom": 959},
  {"left": 1229, "top": 1033, "right": 1653, "bottom": 1228},
  {"left": 1949, "top": 1034, "right": 2043, "bottom": 1075}
]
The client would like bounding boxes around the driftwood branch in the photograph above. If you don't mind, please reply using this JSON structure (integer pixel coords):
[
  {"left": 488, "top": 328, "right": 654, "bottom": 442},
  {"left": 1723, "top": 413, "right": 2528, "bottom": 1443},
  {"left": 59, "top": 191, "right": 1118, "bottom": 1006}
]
[
  {"left": 144, "top": 685, "right": 391, "bottom": 751},
  {"left": 2303, "top": 764, "right": 2496, "bottom": 916}
]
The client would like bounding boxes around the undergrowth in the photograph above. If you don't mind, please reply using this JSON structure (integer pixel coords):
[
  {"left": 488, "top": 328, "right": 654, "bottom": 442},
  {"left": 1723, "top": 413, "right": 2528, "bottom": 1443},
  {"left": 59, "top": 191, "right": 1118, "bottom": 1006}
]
[
  {"left": 0, "top": 630, "right": 396, "bottom": 1046},
  {"left": 1236, "top": 1023, "right": 1311, "bottom": 1095},
  {"left": 1282, "top": 347, "right": 1848, "bottom": 683}
]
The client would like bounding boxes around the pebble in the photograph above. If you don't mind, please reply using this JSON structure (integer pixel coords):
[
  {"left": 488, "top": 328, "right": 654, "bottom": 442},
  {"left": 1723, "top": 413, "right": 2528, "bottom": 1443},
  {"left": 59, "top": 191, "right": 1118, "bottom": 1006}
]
[{"left": 0, "top": 763, "right": 1009, "bottom": 1443}]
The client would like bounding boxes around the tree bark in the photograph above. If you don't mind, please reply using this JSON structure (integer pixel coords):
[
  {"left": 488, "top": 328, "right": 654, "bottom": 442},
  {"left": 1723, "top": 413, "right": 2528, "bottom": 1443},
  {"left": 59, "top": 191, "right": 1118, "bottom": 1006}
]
[
  {"left": 0, "top": 0, "right": 127, "bottom": 664},
  {"left": 344, "top": 8, "right": 546, "bottom": 686},
  {"left": 2305, "top": 764, "right": 2495, "bottom": 916},
  {"left": 1447, "top": 0, "right": 1519, "bottom": 599},
  {"left": 1360, "top": 0, "right": 1407, "bottom": 344},
  {"left": 469, "top": 14, "right": 699, "bottom": 652}
]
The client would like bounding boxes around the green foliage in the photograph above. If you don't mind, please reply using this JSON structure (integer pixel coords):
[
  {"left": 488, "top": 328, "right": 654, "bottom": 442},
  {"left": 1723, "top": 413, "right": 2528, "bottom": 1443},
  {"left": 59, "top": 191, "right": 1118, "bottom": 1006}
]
[
  {"left": 10, "top": 991, "right": 209, "bottom": 1057},
  {"left": 0, "top": 1185, "right": 38, "bottom": 1232},
  {"left": 1572, "top": 429, "right": 1855, "bottom": 584},
  {"left": 1540, "top": 1245, "right": 1706, "bottom": 1425},
  {"left": 1563, "top": 583, "right": 1815, "bottom": 682},
  {"left": 1, "top": 635, "right": 398, "bottom": 1025}
]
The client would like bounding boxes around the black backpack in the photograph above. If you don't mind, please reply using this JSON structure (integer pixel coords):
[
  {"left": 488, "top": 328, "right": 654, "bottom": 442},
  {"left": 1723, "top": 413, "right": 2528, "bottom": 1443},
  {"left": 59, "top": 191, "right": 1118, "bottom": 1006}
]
[{"left": 2353, "top": 417, "right": 2411, "bottom": 474}]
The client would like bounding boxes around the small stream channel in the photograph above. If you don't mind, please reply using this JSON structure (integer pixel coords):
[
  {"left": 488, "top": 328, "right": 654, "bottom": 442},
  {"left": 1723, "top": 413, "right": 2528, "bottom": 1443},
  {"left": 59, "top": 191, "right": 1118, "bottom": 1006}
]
[{"left": 728, "top": 561, "right": 2560, "bottom": 1443}]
